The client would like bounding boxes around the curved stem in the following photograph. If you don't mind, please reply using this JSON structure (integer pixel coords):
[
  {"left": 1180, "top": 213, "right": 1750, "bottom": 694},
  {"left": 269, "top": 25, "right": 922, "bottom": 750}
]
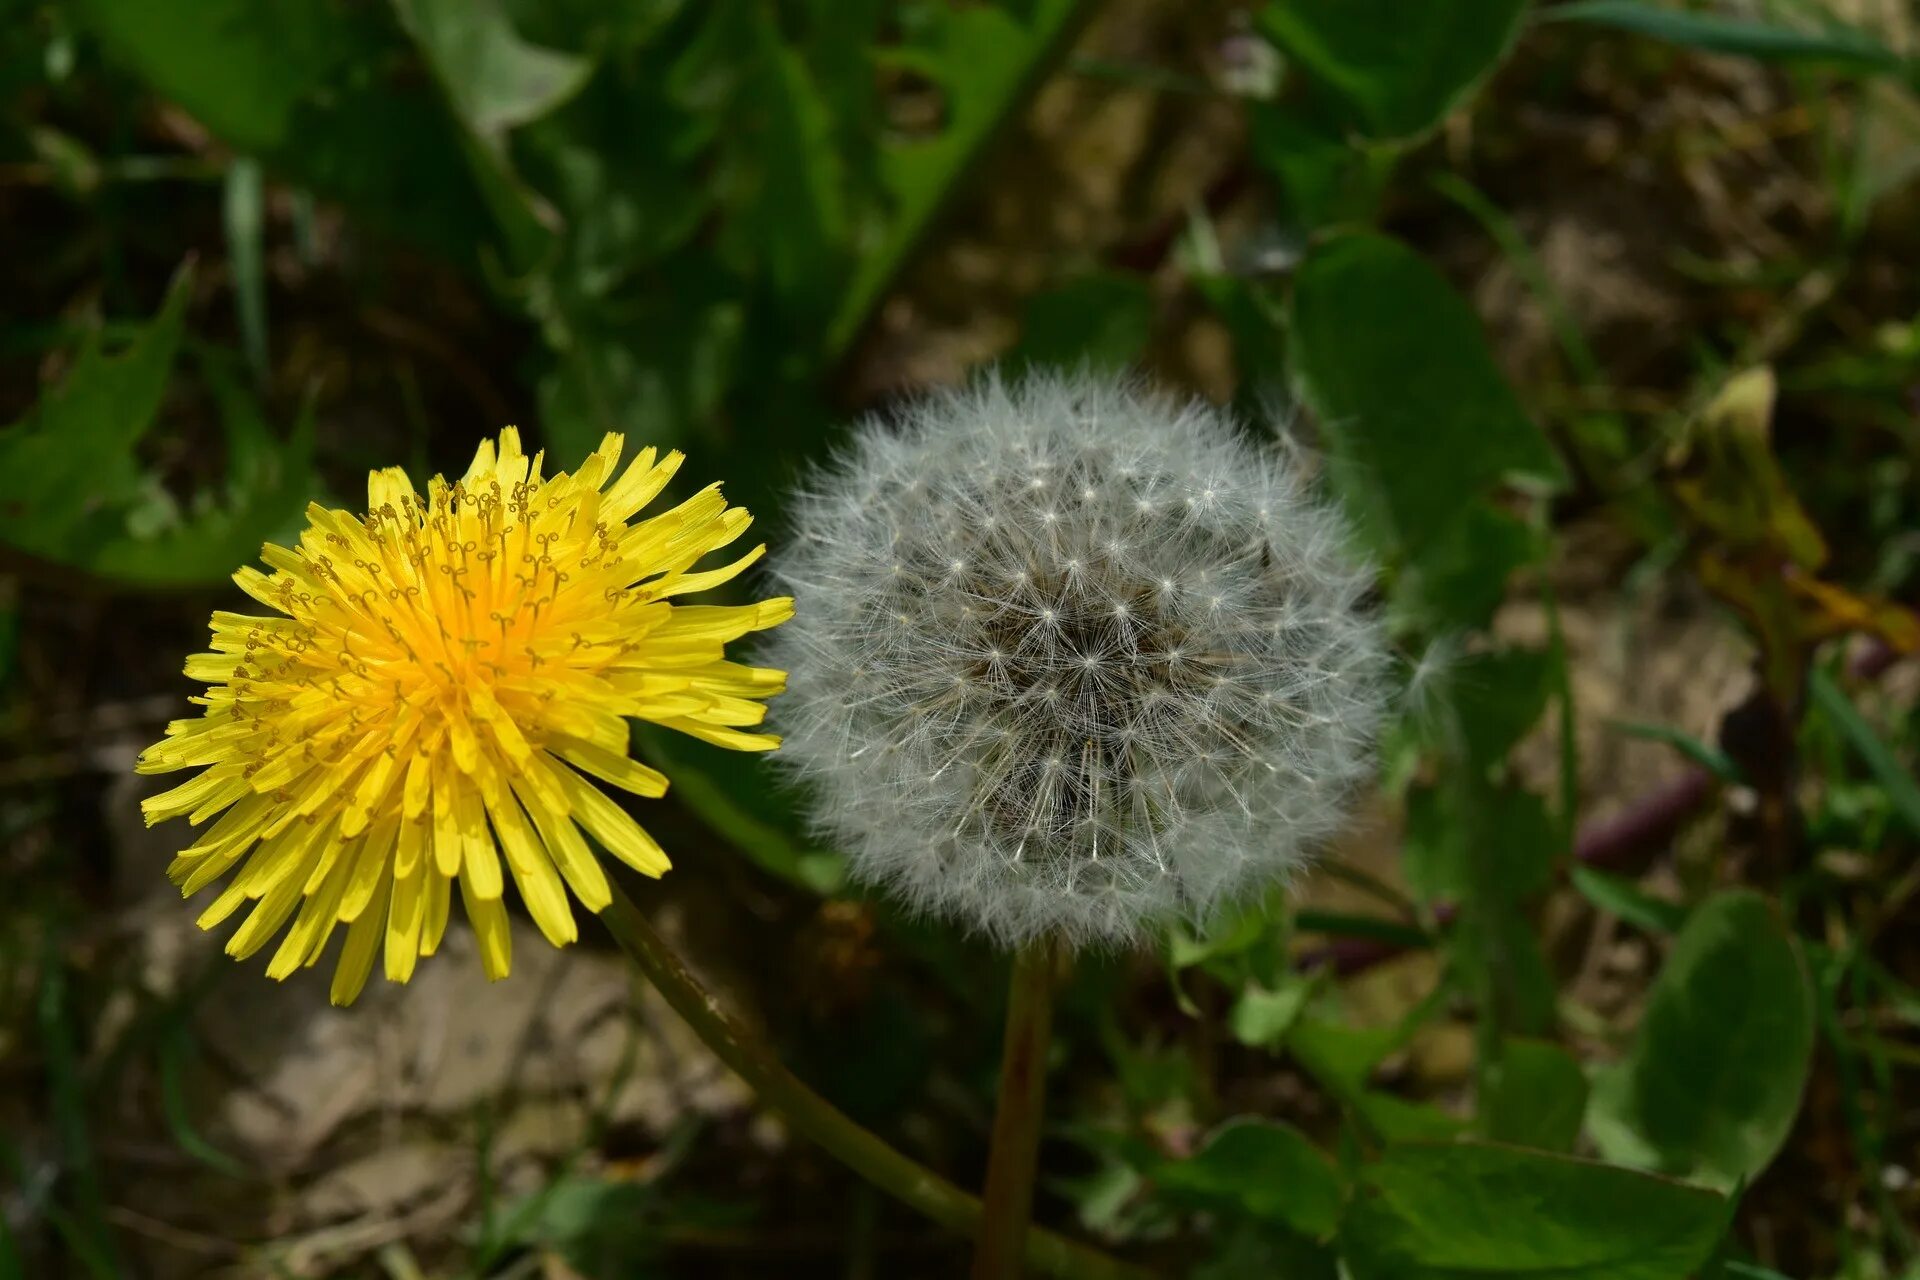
[
  {"left": 598, "top": 883, "right": 1145, "bottom": 1280},
  {"left": 973, "top": 937, "right": 1060, "bottom": 1279}
]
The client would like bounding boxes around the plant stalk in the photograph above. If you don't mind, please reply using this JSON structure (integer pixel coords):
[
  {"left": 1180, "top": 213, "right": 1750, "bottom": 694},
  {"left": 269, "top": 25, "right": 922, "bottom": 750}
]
[
  {"left": 972, "top": 937, "right": 1060, "bottom": 1280},
  {"left": 598, "top": 884, "right": 1142, "bottom": 1280}
]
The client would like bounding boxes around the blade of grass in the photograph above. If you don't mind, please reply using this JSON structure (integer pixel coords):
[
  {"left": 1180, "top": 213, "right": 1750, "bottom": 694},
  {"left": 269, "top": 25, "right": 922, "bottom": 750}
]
[
  {"left": 1542, "top": 1, "right": 1908, "bottom": 77},
  {"left": 1809, "top": 666, "right": 1920, "bottom": 836},
  {"left": 34, "top": 931, "right": 123, "bottom": 1278},
  {"left": 222, "top": 157, "right": 268, "bottom": 385}
]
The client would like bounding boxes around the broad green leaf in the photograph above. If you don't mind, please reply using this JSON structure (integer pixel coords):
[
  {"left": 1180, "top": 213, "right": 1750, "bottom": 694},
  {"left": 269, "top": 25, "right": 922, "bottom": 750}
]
[
  {"left": 1545, "top": 1, "right": 1907, "bottom": 76},
  {"left": 1450, "top": 647, "right": 1554, "bottom": 769},
  {"left": 1288, "top": 1015, "right": 1468, "bottom": 1142},
  {"left": 1482, "top": 1038, "right": 1588, "bottom": 1152},
  {"left": 390, "top": 0, "right": 590, "bottom": 142},
  {"left": 1339, "top": 1143, "right": 1726, "bottom": 1280},
  {"left": 1196, "top": 1222, "right": 1338, "bottom": 1280},
  {"left": 70, "top": 0, "right": 356, "bottom": 152},
  {"left": 1569, "top": 865, "right": 1687, "bottom": 935},
  {"left": 1589, "top": 890, "right": 1814, "bottom": 1191},
  {"left": 389, "top": 0, "right": 588, "bottom": 269},
  {"left": 1404, "top": 781, "right": 1556, "bottom": 906},
  {"left": 1009, "top": 271, "right": 1155, "bottom": 372},
  {"left": 1260, "top": 0, "right": 1530, "bottom": 140},
  {"left": 74, "top": 0, "right": 502, "bottom": 257},
  {"left": 1395, "top": 501, "right": 1537, "bottom": 632},
  {"left": 1155, "top": 1119, "right": 1344, "bottom": 1240},
  {"left": 1289, "top": 233, "right": 1562, "bottom": 554},
  {"left": 1247, "top": 103, "right": 1375, "bottom": 231},
  {"left": 0, "top": 268, "right": 189, "bottom": 559},
  {"left": 1229, "top": 977, "right": 1315, "bottom": 1048},
  {"left": 825, "top": 0, "right": 1085, "bottom": 357}
]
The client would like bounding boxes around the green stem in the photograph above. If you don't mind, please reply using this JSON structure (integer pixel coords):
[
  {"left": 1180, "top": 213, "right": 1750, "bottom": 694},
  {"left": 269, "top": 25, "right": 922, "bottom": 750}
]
[
  {"left": 972, "top": 938, "right": 1060, "bottom": 1280},
  {"left": 598, "top": 885, "right": 1143, "bottom": 1280}
]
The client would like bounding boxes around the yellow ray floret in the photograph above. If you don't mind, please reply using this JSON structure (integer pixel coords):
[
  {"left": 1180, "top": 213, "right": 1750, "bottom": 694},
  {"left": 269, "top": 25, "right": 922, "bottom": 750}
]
[{"left": 137, "top": 429, "right": 792, "bottom": 1005}]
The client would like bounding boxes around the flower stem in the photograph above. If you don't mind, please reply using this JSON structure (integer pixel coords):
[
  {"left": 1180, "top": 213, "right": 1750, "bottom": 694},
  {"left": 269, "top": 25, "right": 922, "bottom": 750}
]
[
  {"left": 598, "top": 884, "right": 1144, "bottom": 1280},
  {"left": 972, "top": 936, "right": 1060, "bottom": 1280}
]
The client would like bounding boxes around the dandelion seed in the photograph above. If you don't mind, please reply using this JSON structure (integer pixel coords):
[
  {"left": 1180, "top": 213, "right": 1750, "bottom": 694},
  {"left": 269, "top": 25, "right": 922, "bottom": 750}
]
[
  {"left": 765, "top": 372, "right": 1386, "bottom": 949},
  {"left": 138, "top": 429, "right": 791, "bottom": 1004}
]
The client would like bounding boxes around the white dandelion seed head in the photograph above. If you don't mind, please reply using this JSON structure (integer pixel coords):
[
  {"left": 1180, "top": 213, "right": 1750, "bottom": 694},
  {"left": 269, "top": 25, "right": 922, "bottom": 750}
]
[{"left": 764, "top": 371, "right": 1388, "bottom": 949}]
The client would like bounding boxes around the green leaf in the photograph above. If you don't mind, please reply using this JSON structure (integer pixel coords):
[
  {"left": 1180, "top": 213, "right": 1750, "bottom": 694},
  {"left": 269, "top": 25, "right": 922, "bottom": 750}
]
[
  {"left": 391, "top": 0, "right": 590, "bottom": 142},
  {"left": 1247, "top": 103, "right": 1372, "bottom": 231},
  {"left": 88, "top": 391, "right": 316, "bottom": 588},
  {"left": 1195, "top": 1222, "right": 1339, "bottom": 1280},
  {"left": 1544, "top": 1, "right": 1907, "bottom": 76},
  {"left": 1395, "top": 501, "right": 1537, "bottom": 632},
  {"left": 0, "top": 275, "right": 317, "bottom": 586},
  {"left": 1155, "top": 1119, "right": 1344, "bottom": 1240},
  {"left": 533, "top": 265, "right": 746, "bottom": 458},
  {"left": 825, "top": 0, "right": 1087, "bottom": 357},
  {"left": 1339, "top": 1142, "right": 1726, "bottom": 1280},
  {"left": 1451, "top": 647, "right": 1554, "bottom": 769},
  {"left": 74, "top": 0, "right": 503, "bottom": 257},
  {"left": 1569, "top": 865, "right": 1687, "bottom": 935},
  {"left": 389, "top": 0, "right": 590, "bottom": 269},
  {"left": 1288, "top": 1015, "right": 1469, "bottom": 1142},
  {"left": 1230, "top": 977, "right": 1315, "bottom": 1049},
  {"left": 1809, "top": 667, "right": 1920, "bottom": 837},
  {"left": 1614, "top": 719, "right": 1746, "bottom": 784},
  {"left": 1404, "top": 781, "right": 1557, "bottom": 906},
  {"left": 1009, "top": 271, "right": 1155, "bottom": 373},
  {"left": 1289, "top": 233, "right": 1562, "bottom": 554},
  {"left": 1588, "top": 890, "right": 1814, "bottom": 1191},
  {"left": 70, "top": 0, "right": 357, "bottom": 152},
  {"left": 1259, "top": 0, "right": 1530, "bottom": 140},
  {"left": 1482, "top": 1038, "right": 1588, "bottom": 1152},
  {"left": 0, "top": 267, "right": 190, "bottom": 559}
]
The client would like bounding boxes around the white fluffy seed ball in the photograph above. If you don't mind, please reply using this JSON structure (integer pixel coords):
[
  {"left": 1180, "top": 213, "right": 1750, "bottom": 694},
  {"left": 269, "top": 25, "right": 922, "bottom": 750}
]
[{"left": 765, "top": 372, "right": 1387, "bottom": 949}]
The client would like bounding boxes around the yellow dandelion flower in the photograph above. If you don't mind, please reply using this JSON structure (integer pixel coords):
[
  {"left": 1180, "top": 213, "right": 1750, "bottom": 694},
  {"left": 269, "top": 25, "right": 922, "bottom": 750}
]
[{"left": 137, "top": 429, "right": 792, "bottom": 1005}]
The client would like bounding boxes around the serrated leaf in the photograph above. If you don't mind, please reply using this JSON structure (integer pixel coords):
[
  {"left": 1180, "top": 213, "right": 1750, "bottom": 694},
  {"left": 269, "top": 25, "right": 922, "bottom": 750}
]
[
  {"left": 1155, "top": 1119, "right": 1344, "bottom": 1240},
  {"left": 825, "top": 0, "right": 1084, "bottom": 356},
  {"left": 88, "top": 398, "right": 315, "bottom": 588},
  {"left": 1259, "top": 0, "right": 1530, "bottom": 140},
  {"left": 1339, "top": 1142, "right": 1726, "bottom": 1280},
  {"left": 0, "top": 268, "right": 190, "bottom": 558},
  {"left": 1289, "top": 233, "right": 1563, "bottom": 554},
  {"left": 1588, "top": 890, "right": 1814, "bottom": 1191}
]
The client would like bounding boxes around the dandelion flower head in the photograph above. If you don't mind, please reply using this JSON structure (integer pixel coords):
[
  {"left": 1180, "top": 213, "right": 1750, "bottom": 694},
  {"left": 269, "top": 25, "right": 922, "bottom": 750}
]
[
  {"left": 767, "top": 372, "right": 1386, "bottom": 948},
  {"left": 139, "top": 429, "right": 792, "bottom": 1004}
]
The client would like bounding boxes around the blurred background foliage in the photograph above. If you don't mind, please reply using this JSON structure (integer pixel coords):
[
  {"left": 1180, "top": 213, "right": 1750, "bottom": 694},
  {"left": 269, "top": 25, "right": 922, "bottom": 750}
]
[{"left": 2, "top": 0, "right": 1920, "bottom": 1277}]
